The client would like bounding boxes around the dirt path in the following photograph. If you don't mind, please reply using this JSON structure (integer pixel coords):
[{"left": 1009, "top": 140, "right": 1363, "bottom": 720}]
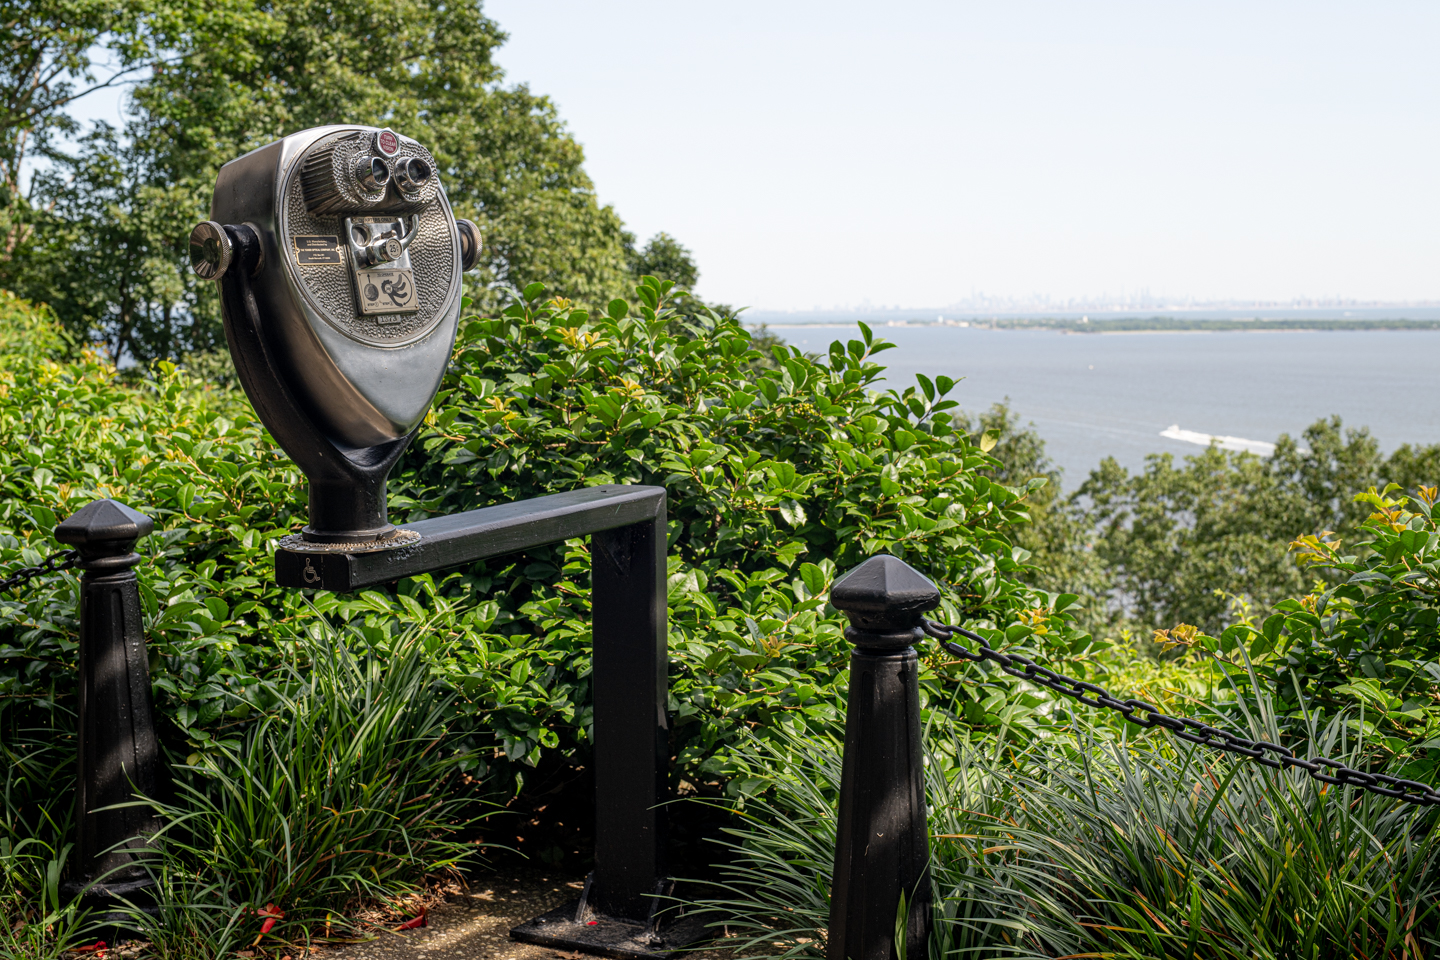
[{"left": 321, "top": 870, "right": 738, "bottom": 960}]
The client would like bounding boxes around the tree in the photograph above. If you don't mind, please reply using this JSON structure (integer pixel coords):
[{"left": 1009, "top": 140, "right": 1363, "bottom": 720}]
[
  {"left": 1077, "top": 447, "right": 1305, "bottom": 634},
  {"left": 1264, "top": 416, "right": 1387, "bottom": 543},
  {"left": 955, "top": 402, "right": 1117, "bottom": 636},
  {"left": 0, "top": 0, "right": 169, "bottom": 268},
  {"left": 1071, "top": 416, "right": 1440, "bottom": 636},
  {"left": 9, "top": 122, "right": 198, "bottom": 362},
  {"left": 4, "top": 0, "right": 641, "bottom": 360},
  {"left": 630, "top": 232, "right": 698, "bottom": 289}
]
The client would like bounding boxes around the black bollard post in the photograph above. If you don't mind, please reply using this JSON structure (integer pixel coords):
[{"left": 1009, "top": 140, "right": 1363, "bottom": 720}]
[
  {"left": 827, "top": 555, "right": 939, "bottom": 960},
  {"left": 56, "top": 499, "right": 167, "bottom": 918}
]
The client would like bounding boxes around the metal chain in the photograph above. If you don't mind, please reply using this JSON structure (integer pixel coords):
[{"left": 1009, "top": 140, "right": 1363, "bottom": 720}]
[
  {"left": 0, "top": 549, "right": 81, "bottom": 593},
  {"left": 923, "top": 619, "right": 1440, "bottom": 807}
]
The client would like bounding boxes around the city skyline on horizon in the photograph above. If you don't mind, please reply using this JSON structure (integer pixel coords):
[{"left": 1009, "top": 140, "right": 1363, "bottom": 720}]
[{"left": 748, "top": 293, "right": 1440, "bottom": 316}]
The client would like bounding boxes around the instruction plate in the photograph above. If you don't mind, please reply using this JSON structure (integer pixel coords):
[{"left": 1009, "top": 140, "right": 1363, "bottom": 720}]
[{"left": 355, "top": 269, "right": 418, "bottom": 316}]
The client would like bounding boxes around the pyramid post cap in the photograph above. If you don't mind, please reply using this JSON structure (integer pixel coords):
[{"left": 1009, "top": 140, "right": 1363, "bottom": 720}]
[
  {"left": 830, "top": 555, "right": 940, "bottom": 618},
  {"left": 55, "top": 499, "right": 154, "bottom": 548}
]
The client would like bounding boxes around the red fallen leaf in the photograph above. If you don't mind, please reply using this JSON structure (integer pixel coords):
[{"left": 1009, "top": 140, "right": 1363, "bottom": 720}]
[
  {"left": 396, "top": 906, "right": 428, "bottom": 931},
  {"left": 74, "top": 943, "right": 107, "bottom": 955},
  {"left": 586, "top": 920, "right": 599, "bottom": 926},
  {"left": 256, "top": 903, "right": 285, "bottom": 936}
]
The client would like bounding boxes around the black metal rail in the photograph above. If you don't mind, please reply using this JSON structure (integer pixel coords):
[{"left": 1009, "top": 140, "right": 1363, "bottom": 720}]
[
  {"left": 277, "top": 484, "right": 702, "bottom": 958},
  {"left": 274, "top": 485, "right": 664, "bottom": 591}
]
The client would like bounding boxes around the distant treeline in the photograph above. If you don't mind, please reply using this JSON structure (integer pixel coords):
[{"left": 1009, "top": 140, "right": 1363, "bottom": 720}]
[{"left": 982, "top": 316, "right": 1440, "bottom": 333}]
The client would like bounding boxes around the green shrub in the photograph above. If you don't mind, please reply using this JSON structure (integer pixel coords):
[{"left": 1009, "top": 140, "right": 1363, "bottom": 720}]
[
  {"left": 398, "top": 278, "right": 1095, "bottom": 784},
  {"left": 1161, "top": 483, "right": 1440, "bottom": 786},
  {"left": 0, "top": 306, "right": 308, "bottom": 771},
  {"left": 0, "top": 279, "right": 1088, "bottom": 801}
]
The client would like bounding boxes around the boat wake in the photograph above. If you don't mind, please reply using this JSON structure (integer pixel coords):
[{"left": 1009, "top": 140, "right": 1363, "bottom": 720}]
[{"left": 1160, "top": 425, "right": 1275, "bottom": 456}]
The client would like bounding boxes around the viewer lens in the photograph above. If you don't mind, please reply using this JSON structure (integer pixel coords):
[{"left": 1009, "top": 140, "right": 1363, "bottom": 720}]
[
  {"left": 356, "top": 156, "right": 390, "bottom": 192},
  {"left": 395, "top": 157, "right": 432, "bottom": 191}
]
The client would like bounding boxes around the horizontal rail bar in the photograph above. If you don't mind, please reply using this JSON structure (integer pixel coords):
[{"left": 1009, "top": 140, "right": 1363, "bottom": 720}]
[{"left": 274, "top": 484, "right": 665, "bottom": 591}]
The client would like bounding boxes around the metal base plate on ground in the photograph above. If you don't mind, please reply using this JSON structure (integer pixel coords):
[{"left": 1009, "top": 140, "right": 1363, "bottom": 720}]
[{"left": 510, "top": 898, "right": 714, "bottom": 960}]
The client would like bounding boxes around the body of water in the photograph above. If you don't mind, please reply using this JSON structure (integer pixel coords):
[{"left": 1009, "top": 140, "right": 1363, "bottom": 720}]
[{"left": 771, "top": 324, "right": 1440, "bottom": 487}]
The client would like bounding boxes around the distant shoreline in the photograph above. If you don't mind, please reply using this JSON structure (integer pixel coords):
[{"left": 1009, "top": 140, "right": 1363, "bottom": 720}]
[{"left": 744, "top": 317, "right": 1440, "bottom": 334}]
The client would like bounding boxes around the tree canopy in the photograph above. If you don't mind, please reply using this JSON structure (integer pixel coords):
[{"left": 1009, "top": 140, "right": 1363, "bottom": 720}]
[
  {"left": 0, "top": 0, "right": 658, "bottom": 362},
  {"left": 631, "top": 232, "right": 699, "bottom": 290}
]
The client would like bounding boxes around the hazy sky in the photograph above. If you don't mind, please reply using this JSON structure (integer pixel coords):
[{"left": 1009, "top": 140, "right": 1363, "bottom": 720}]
[
  {"left": 485, "top": 1, "right": 1440, "bottom": 310},
  {"left": 60, "top": 2, "right": 1440, "bottom": 311}
]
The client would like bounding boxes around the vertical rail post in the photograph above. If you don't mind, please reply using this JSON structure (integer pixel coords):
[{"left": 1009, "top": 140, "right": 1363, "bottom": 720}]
[
  {"left": 827, "top": 555, "right": 938, "bottom": 960},
  {"left": 56, "top": 499, "right": 167, "bottom": 911},
  {"left": 589, "top": 503, "right": 669, "bottom": 919}
]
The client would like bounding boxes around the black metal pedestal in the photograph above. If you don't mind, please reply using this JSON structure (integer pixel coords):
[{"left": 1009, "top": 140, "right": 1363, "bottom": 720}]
[{"left": 276, "top": 484, "right": 709, "bottom": 956}]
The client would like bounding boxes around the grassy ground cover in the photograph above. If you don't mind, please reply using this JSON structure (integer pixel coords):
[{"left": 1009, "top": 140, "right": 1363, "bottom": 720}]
[{"left": 701, "top": 703, "right": 1440, "bottom": 960}]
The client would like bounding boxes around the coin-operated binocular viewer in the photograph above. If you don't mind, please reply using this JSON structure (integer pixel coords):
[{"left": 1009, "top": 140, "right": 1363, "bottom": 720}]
[
  {"left": 190, "top": 124, "right": 480, "bottom": 542},
  {"left": 192, "top": 127, "right": 698, "bottom": 958}
]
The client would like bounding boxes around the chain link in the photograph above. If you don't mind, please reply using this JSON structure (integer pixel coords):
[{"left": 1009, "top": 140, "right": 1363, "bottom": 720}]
[
  {"left": 923, "top": 619, "right": 1440, "bottom": 807},
  {"left": 0, "top": 549, "right": 81, "bottom": 594}
]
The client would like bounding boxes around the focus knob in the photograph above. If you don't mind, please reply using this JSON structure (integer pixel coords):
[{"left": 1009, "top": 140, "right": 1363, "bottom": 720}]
[
  {"left": 456, "top": 219, "right": 481, "bottom": 272},
  {"left": 189, "top": 221, "right": 232, "bottom": 279}
]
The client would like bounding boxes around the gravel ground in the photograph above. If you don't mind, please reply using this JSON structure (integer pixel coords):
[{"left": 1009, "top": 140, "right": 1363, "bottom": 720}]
[{"left": 319, "top": 870, "right": 740, "bottom": 960}]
